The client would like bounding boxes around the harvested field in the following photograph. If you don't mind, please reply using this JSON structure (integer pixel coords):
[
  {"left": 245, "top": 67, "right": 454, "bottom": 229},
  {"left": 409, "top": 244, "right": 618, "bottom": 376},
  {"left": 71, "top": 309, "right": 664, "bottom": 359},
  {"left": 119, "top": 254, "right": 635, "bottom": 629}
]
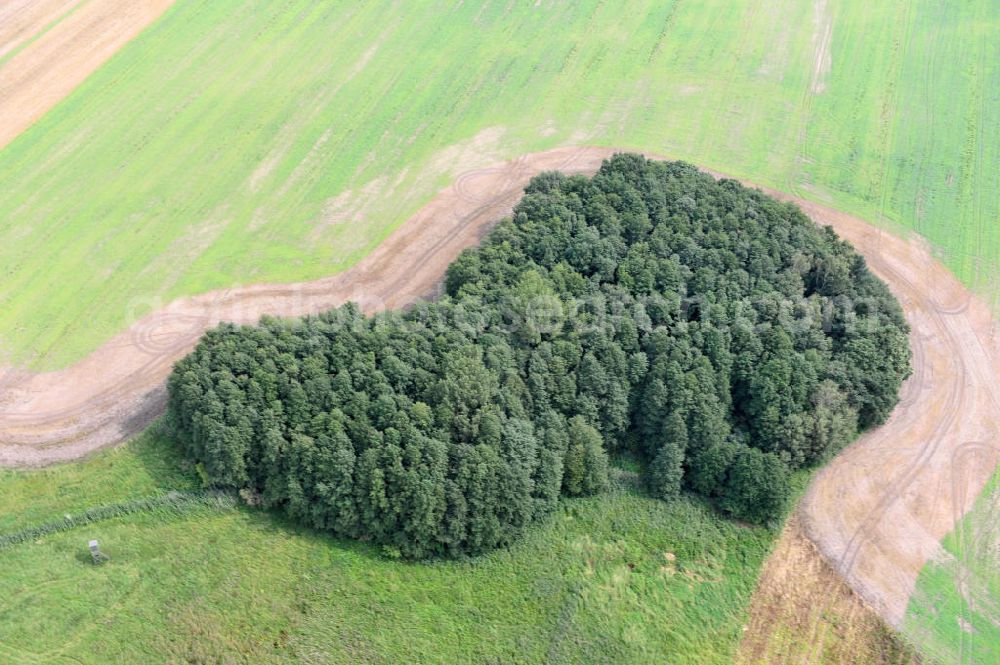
[
  {"left": 737, "top": 517, "right": 918, "bottom": 665},
  {"left": 0, "top": 0, "right": 176, "bottom": 150},
  {"left": 0, "top": 0, "right": 77, "bottom": 60}
]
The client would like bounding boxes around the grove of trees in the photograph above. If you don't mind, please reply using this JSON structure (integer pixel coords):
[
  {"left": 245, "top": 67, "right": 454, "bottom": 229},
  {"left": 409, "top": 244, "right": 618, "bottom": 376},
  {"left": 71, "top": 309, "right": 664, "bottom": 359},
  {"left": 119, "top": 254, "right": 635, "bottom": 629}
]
[{"left": 168, "top": 154, "right": 911, "bottom": 558}]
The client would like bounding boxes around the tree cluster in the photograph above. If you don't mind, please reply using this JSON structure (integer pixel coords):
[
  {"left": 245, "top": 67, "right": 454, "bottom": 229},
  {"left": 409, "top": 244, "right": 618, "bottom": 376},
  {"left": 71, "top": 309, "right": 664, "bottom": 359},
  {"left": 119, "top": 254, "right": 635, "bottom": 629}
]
[{"left": 168, "top": 154, "right": 911, "bottom": 557}]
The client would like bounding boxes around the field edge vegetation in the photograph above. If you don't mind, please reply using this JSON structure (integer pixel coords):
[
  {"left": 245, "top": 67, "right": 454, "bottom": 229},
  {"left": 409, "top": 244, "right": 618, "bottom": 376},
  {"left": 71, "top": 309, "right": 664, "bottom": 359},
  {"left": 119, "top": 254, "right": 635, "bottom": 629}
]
[{"left": 1, "top": 425, "right": 790, "bottom": 664}]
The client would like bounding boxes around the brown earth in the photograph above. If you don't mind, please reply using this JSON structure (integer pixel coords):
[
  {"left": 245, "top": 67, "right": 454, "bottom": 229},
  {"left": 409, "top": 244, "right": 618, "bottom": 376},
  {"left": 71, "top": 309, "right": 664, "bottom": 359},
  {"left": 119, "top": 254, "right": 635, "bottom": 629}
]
[
  {"left": 788, "top": 201, "right": 1000, "bottom": 628},
  {"left": 0, "top": 0, "right": 76, "bottom": 59},
  {"left": 0, "top": 0, "right": 176, "bottom": 150},
  {"left": 1, "top": 146, "right": 997, "bottom": 641},
  {"left": 737, "top": 517, "right": 920, "bottom": 665}
]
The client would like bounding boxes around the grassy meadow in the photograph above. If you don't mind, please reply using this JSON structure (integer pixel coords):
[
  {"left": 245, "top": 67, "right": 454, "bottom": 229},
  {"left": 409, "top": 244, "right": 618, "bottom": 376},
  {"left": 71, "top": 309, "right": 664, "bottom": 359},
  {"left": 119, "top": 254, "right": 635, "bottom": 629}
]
[
  {"left": 0, "top": 431, "right": 783, "bottom": 664},
  {"left": 0, "top": 0, "right": 997, "bottom": 369},
  {"left": 903, "top": 468, "right": 1000, "bottom": 665}
]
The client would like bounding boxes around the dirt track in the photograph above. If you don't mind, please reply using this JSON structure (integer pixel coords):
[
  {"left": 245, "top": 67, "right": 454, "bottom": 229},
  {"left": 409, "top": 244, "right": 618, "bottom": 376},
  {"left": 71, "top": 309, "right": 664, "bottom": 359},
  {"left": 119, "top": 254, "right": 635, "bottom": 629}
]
[
  {"left": 1, "top": 146, "right": 997, "bottom": 634},
  {"left": 791, "top": 205, "right": 1000, "bottom": 626},
  {"left": 0, "top": 0, "right": 176, "bottom": 150}
]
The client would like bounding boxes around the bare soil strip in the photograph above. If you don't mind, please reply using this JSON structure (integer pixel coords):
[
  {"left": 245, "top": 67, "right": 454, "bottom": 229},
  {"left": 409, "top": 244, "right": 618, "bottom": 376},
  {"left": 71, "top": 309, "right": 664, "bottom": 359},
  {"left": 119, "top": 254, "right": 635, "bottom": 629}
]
[
  {"left": 788, "top": 202, "right": 1000, "bottom": 628},
  {"left": 737, "top": 517, "right": 919, "bottom": 665},
  {"left": 0, "top": 0, "right": 176, "bottom": 150},
  {"left": 1, "top": 146, "right": 996, "bottom": 635},
  {"left": 0, "top": 0, "right": 79, "bottom": 61}
]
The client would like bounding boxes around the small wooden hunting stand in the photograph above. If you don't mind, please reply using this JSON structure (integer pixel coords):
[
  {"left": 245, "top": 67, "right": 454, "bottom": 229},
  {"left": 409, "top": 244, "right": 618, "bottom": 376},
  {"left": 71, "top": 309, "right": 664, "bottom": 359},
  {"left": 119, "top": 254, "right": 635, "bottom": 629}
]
[{"left": 88, "top": 539, "right": 109, "bottom": 565}]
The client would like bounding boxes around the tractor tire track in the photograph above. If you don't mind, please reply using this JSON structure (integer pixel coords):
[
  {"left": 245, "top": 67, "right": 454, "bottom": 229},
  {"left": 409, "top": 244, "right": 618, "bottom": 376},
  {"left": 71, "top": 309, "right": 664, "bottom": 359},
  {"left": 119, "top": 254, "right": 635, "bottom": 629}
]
[{"left": 1, "top": 148, "right": 997, "bottom": 645}]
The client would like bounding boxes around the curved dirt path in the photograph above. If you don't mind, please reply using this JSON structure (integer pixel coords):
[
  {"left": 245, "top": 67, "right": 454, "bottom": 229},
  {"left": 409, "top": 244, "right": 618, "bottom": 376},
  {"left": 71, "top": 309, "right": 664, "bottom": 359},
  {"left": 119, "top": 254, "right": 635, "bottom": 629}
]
[
  {"left": 1, "top": 146, "right": 998, "bottom": 635},
  {"left": 0, "top": 147, "right": 600, "bottom": 466},
  {"left": 0, "top": 0, "right": 176, "bottom": 150},
  {"left": 791, "top": 203, "right": 1000, "bottom": 627}
]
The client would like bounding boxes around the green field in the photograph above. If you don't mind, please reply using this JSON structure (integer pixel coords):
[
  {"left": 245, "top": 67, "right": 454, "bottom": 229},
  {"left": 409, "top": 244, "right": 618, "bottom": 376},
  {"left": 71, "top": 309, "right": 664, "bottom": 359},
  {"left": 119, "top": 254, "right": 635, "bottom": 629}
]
[
  {"left": 1, "top": 1, "right": 997, "bottom": 662},
  {"left": 0, "top": 430, "right": 786, "bottom": 664},
  {"left": 0, "top": 0, "right": 996, "bottom": 369},
  {"left": 903, "top": 468, "right": 1000, "bottom": 665}
]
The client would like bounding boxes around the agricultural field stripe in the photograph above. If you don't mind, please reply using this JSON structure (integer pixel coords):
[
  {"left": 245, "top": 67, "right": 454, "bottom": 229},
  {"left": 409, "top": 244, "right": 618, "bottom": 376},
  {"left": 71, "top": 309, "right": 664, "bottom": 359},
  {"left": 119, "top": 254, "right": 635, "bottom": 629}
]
[
  {"left": 0, "top": 0, "right": 177, "bottom": 150},
  {"left": 0, "top": 0, "right": 89, "bottom": 70}
]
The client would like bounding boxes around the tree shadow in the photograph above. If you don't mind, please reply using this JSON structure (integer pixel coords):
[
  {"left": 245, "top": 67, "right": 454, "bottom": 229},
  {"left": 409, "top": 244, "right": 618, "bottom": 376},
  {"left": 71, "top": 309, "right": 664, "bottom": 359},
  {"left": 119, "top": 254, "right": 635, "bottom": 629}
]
[{"left": 131, "top": 418, "right": 202, "bottom": 493}]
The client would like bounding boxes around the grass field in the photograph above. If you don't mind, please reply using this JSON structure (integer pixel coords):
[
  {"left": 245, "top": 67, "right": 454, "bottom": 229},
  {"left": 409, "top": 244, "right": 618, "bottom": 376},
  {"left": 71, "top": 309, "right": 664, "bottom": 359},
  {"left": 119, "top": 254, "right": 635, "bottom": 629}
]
[
  {"left": 1, "top": 1, "right": 997, "bottom": 661},
  {"left": 0, "top": 430, "right": 786, "bottom": 664},
  {"left": 0, "top": 0, "right": 996, "bottom": 369},
  {"left": 903, "top": 469, "right": 1000, "bottom": 665}
]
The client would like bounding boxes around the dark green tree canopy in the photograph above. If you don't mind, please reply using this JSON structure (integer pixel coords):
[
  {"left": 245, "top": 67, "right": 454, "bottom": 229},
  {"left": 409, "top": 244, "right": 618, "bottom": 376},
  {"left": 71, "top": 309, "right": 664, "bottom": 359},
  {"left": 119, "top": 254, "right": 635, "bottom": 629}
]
[{"left": 168, "top": 154, "right": 911, "bottom": 558}]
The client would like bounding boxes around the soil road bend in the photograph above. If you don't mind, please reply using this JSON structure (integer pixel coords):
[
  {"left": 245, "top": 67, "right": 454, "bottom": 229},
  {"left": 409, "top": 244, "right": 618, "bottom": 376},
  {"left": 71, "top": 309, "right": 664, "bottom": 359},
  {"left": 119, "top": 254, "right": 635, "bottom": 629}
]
[{"left": 1, "top": 146, "right": 996, "bottom": 632}]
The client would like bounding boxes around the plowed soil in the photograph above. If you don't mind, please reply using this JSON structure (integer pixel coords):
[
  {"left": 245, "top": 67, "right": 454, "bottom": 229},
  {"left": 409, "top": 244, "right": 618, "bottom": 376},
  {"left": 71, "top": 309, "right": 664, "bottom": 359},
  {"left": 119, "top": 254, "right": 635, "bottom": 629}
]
[
  {"left": 0, "top": 0, "right": 176, "bottom": 150},
  {"left": 1, "top": 147, "right": 996, "bottom": 639}
]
